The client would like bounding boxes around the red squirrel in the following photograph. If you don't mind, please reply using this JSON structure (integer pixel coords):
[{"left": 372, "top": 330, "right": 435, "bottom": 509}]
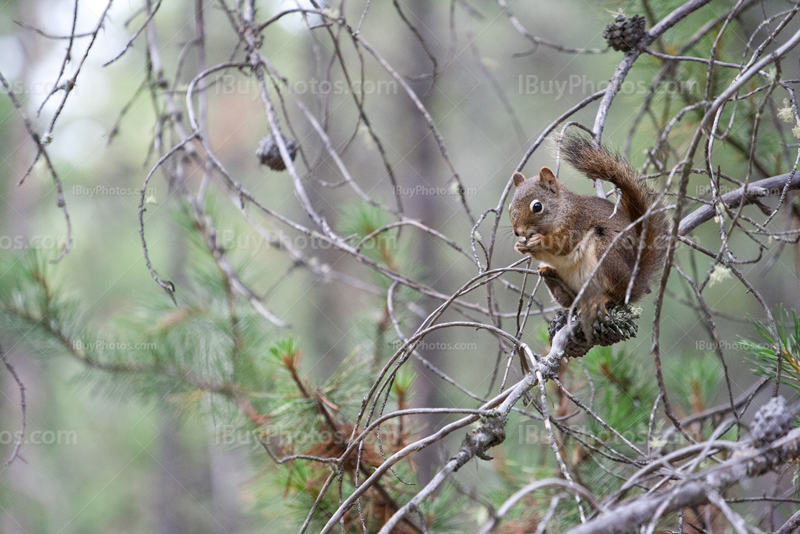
[{"left": 509, "top": 133, "right": 668, "bottom": 337}]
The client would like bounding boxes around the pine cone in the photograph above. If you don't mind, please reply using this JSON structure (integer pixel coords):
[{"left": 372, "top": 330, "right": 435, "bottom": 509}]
[
  {"left": 256, "top": 133, "right": 298, "bottom": 171},
  {"left": 751, "top": 396, "right": 792, "bottom": 446},
  {"left": 603, "top": 14, "right": 646, "bottom": 52},
  {"left": 547, "top": 304, "right": 639, "bottom": 360}
]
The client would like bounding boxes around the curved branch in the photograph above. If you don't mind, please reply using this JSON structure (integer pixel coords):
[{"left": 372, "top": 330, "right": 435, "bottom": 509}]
[
  {"left": 1, "top": 343, "right": 26, "bottom": 467},
  {"left": 679, "top": 171, "right": 800, "bottom": 235},
  {"left": 478, "top": 479, "right": 600, "bottom": 534}
]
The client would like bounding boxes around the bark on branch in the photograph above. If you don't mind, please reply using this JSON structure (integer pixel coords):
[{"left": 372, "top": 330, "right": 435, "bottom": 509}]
[
  {"left": 678, "top": 171, "right": 800, "bottom": 235},
  {"left": 563, "top": 427, "right": 800, "bottom": 534}
]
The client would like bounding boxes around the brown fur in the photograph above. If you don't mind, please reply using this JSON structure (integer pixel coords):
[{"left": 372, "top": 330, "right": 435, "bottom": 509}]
[{"left": 509, "top": 133, "right": 667, "bottom": 332}]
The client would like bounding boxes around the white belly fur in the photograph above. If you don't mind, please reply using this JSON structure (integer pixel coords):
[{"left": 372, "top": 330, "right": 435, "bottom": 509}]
[{"left": 533, "top": 232, "right": 599, "bottom": 296}]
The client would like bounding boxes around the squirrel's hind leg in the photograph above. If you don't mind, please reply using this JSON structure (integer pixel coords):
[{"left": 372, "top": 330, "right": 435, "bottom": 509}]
[{"left": 538, "top": 266, "right": 576, "bottom": 308}]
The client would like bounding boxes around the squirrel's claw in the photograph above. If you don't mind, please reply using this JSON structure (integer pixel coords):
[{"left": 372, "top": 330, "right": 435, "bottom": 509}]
[{"left": 577, "top": 295, "right": 611, "bottom": 341}]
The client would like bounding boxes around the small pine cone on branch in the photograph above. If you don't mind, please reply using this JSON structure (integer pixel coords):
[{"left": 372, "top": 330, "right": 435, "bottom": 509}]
[
  {"left": 603, "top": 14, "right": 646, "bottom": 52},
  {"left": 751, "top": 396, "right": 793, "bottom": 446},
  {"left": 256, "top": 133, "right": 298, "bottom": 171}
]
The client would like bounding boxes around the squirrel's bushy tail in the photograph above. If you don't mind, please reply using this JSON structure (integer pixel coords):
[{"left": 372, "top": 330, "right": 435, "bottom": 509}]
[{"left": 561, "top": 133, "right": 668, "bottom": 300}]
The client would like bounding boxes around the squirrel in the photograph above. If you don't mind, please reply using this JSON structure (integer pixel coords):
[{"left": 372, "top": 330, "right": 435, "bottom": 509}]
[{"left": 509, "top": 133, "right": 668, "bottom": 337}]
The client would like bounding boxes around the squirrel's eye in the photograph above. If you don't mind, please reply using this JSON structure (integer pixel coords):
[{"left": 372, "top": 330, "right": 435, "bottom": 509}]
[{"left": 530, "top": 200, "right": 543, "bottom": 213}]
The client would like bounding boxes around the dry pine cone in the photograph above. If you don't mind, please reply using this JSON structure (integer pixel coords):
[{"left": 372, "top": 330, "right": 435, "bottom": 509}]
[
  {"left": 751, "top": 396, "right": 792, "bottom": 446},
  {"left": 603, "top": 14, "right": 646, "bottom": 52},
  {"left": 547, "top": 304, "right": 640, "bottom": 360},
  {"left": 256, "top": 133, "right": 298, "bottom": 171}
]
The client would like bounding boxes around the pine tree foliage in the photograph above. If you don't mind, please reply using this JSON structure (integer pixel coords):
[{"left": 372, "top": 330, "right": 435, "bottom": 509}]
[
  {"left": 746, "top": 308, "right": 800, "bottom": 394},
  {"left": 0, "top": 210, "right": 445, "bottom": 531}
]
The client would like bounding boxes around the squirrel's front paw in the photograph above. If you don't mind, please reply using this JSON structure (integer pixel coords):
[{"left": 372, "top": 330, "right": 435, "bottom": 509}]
[{"left": 514, "top": 234, "right": 543, "bottom": 254}]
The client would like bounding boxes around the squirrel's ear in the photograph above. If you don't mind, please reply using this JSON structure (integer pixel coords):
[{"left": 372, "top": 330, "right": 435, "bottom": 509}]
[
  {"left": 538, "top": 167, "right": 559, "bottom": 193},
  {"left": 512, "top": 172, "right": 525, "bottom": 187}
]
